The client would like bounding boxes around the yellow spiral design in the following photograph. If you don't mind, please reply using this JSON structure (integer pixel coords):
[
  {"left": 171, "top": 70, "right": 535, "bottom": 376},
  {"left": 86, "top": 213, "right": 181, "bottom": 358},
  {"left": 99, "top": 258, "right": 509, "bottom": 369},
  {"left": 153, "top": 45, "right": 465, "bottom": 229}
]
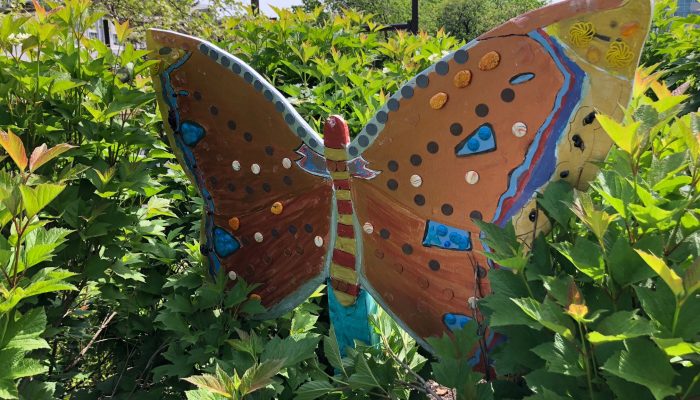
[
  {"left": 569, "top": 22, "right": 595, "bottom": 48},
  {"left": 605, "top": 41, "right": 634, "bottom": 68}
]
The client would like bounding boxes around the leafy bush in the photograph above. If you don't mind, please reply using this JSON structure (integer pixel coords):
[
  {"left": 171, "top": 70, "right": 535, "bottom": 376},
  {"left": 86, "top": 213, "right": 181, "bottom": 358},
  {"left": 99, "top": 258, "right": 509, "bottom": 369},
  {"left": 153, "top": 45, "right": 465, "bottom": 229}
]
[{"left": 0, "top": 1, "right": 698, "bottom": 400}]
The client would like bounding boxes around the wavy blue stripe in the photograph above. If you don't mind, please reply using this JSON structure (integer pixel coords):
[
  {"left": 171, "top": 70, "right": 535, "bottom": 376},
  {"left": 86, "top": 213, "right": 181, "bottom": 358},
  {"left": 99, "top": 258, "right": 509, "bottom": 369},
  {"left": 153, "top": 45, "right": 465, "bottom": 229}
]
[{"left": 491, "top": 29, "right": 585, "bottom": 226}]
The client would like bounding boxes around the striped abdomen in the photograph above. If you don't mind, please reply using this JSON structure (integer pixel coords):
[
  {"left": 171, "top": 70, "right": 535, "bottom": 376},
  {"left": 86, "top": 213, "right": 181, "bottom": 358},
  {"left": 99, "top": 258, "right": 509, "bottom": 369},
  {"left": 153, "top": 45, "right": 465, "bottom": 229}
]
[{"left": 323, "top": 116, "right": 360, "bottom": 306}]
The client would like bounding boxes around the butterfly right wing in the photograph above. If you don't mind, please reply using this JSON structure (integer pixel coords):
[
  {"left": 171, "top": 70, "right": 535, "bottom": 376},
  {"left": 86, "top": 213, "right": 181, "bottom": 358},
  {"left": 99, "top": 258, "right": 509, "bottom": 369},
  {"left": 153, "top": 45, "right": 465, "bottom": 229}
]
[{"left": 349, "top": 0, "right": 651, "bottom": 348}]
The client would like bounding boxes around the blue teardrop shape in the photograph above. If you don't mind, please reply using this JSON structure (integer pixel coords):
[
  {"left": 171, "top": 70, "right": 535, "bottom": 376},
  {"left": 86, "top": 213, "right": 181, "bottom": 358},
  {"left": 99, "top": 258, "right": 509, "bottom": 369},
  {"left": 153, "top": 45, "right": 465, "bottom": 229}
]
[
  {"left": 180, "top": 121, "right": 206, "bottom": 146},
  {"left": 467, "top": 138, "right": 480, "bottom": 151},
  {"left": 213, "top": 227, "right": 240, "bottom": 257},
  {"left": 478, "top": 125, "right": 492, "bottom": 140},
  {"left": 437, "top": 225, "right": 448, "bottom": 236}
]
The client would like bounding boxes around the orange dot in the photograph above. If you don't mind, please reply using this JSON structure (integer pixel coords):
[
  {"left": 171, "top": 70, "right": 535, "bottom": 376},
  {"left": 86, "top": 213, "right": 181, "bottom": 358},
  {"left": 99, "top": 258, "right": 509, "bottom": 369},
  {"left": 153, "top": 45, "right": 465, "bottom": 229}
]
[
  {"left": 228, "top": 217, "right": 240, "bottom": 231},
  {"left": 430, "top": 92, "right": 448, "bottom": 109},
  {"left": 270, "top": 201, "right": 283, "bottom": 215},
  {"left": 249, "top": 293, "right": 261, "bottom": 301},
  {"left": 453, "top": 70, "right": 472, "bottom": 88},
  {"left": 621, "top": 21, "right": 640, "bottom": 37},
  {"left": 479, "top": 51, "right": 501, "bottom": 71}
]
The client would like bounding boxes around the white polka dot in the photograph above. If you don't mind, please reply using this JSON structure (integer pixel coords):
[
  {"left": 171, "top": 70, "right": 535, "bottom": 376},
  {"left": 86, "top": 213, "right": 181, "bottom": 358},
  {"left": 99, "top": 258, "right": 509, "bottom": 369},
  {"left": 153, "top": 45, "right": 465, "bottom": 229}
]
[
  {"left": 314, "top": 236, "right": 324, "bottom": 247},
  {"left": 254, "top": 232, "right": 263, "bottom": 242},
  {"left": 410, "top": 174, "right": 423, "bottom": 187},
  {"left": 251, "top": 164, "right": 261, "bottom": 174},
  {"left": 468, "top": 296, "right": 478, "bottom": 309},
  {"left": 228, "top": 270, "right": 237, "bottom": 281},
  {"left": 282, "top": 158, "right": 292, "bottom": 169},
  {"left": 363, "top": 222, "right": 374, "bottom": 234},
  {"left": 232, "top": 160, "right": 241, "bottom": 171},
  {"left": 512, "top": 122, "right": 527, "bottom": 138},
  {"left": 465, "top": 170, "right": 479, "bottom": 184}
]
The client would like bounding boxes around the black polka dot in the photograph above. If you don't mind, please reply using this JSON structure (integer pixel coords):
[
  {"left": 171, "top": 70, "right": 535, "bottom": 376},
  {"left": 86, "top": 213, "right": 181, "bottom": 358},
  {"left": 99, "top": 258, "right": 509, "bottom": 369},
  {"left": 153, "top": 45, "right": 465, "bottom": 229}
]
[
  {"left": 470, "top": 210, "right": 482, "bottom": 220},
  {"left": 253, "top": 80, "right": 263, "bottom": 91},
  {"left": 304, "top": 224, "right": 313, "bottom": 233},
  {"left": 609, "top": 20, "right": 618, "bottom": 28},
  {"left": 283, "top": 176, "right": 293, "bottom": 186},
  {"left": 501, "top": 88, "right": 515, "bottom": 102},
  {"left": 414, "top": 194, "right": 425, "bottom": 206},
  {"left": 387, "top": 179, "right": 398, "bottom": 190},
  {"left": 275, "top": 101, "right": 285, "bottom": 112},
  {"left": 583, "top": 111, "right": 597, "bottom": 125},
  {"left": 376, "top": 111, "right": 388, "bottom": 123},
  {"left": 262, "top": 183, "right": 271, "bottom": 192},
  {"left": 227, "top": 183, "right": 236, "bottom": 192},
  {"left": 427, "top": 141, "right": 439, "bottom": 154},
  {"left": 232, "top": 63, "right": 241, "bottom": 74},
  {"left": 159, "top": 47, "right": 172, "bottom": 55},
  {"left": 477, "top": 265, "right": 488, "bottom": 278},
  {"left": 285, "top": 113, "right": 295, "bottom": 124},
  {"left": 245, "top": 186, "right": 254, "bottom": 195},
  {"left": 529, "top": 209, "right": 538, "bottom": 222},
  {"left": 436, "top": 61, "right": 449, "bottom": 75},
  {"left": 271, "top": 228, "right": 280, "bottom": 238},
  {"left": 209, "top": 176, "right": 218, "bottom": 186},
  {"left": 388, "top": 160, "right": 399, "bottom": 172},
  {"left": 349, "top": 147, "right": 359, "bottom": 156},
  {"left": 309, "top": 138, "right": 318, "bottom": 148},
  {"left": 475, "top": 104, "right": 489, "bottom": 117},
  {"left": 441, "top": 204, "right": 454, "bottom": 216},
  {"left": 410, "top": 154, "right": 422, "bottom": 166},
  {"left": 210, "top": 106, "right": 219, "bottom": 115},
  {"left": 193, "top": 91, "right": 202, "bottom": 100},
  {"left": 288, "top": 225, "right": 297, "bottom": 234},
  {"left": 402, "top": 244, "right": 413, "bottom": 255},
  {"left": 388, "top": 98, "right": 400, "bottom": 111},
  {"left": 416, "top": 74, "right": 429, "bottom": 88},
  {"left": 560, "top": 170, "right": 570, "bottom": 178},
  {"left": 227, "top": 120, "right": 236, "bottom": 130},
  {"left": 264, "top": 90, "right": 273, "bottom": 101},
  {"left": 380, "top": 229, "right": 390, "bottom": 239},
  {"left": 358, "top": 135, "right": 370, "bottom": 147},
  {"left": 244, "top": 72, "right": 253, "bottom": 82},
  {"left": 297, "top": 127, "right": 307, "bottom": 137},
  {"left": 244, "top": 132, "right": 253, "bottom": 142},
  {"left": 366, "top": 124, "right": 378, "bottom": 136},
  {"left": 265, "top": 146, "right": 274, "bottom": 156},
  {"left": 572, "top": 134, "right": 584, "bottom": 149},
  {"left": 454, "top": 49, "right": 469, "bottom": 64},
  {"left": 450, "top": 123, "right": 463, "bottom": 136},
  {"left": 401, "top": 86, "right": 414, "bottom": 99},
  {"left": 428, "top": 260, "right": 440, "bottom": 271}
]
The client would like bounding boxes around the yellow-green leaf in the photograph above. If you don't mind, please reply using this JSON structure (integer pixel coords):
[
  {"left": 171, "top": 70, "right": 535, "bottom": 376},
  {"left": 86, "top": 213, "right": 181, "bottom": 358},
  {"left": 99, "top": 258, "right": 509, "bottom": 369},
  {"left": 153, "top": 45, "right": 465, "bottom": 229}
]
[
  {"left": 19, "top": 183, "right": 65, "bottom": 219},
  {"left": 597, "top": 114, "right": 641, "bottom": 155},
  {"left": 635, "top": 250, "right": 684, "bottom": 297},
  {"left": 0, "top": 130, "right": 28, "bottom": 171}
]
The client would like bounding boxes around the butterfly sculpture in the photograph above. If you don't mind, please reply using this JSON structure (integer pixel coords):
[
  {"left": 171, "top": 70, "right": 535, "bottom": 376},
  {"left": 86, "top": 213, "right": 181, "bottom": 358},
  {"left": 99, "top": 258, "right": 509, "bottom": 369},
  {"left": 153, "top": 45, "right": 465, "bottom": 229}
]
[{"left": 148, "top": 0, "right": 651, "bottom": 365}]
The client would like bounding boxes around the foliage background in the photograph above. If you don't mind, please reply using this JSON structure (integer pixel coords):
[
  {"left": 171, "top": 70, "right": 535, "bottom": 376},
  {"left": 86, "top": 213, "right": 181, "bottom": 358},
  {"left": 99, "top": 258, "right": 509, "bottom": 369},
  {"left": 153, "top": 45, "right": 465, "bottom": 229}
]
[{"left": 0, "top": 0, "right": 698, "bottom": 399}]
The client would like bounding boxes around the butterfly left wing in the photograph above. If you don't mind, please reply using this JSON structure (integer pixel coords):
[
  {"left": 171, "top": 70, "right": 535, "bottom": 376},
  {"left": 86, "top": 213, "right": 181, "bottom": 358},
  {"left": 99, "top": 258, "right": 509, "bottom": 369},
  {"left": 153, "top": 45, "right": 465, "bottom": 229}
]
[
  {"left": 348, "top": 0, "right": 651, "bottom": 349},
  {"left": 148, "top": 30, "right": 334, "bottom": 317}
]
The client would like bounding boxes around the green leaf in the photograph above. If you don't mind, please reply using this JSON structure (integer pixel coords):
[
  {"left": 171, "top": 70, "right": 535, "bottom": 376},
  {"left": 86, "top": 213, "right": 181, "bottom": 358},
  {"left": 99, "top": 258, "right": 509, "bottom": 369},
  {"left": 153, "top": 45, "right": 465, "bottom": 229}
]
[
  {"left": 552, "top": 239, "right": 605, "bottom": 283},
  {"left": 18, "top": 380, "right": 56, "bottom": 400},
  {"left": 4, "top": 308, "right": 49, "bottom": 352},
  {"left": 183, "top": 374, "right": 232, "bottom": 398},
  {"left": 608, "top": 238, "right": 656, "bottom": 287},
  {"left": 587, "top": 311, "right": 656, "bottom": 343},
  {"left": 294, "top": 381, "right": 336, "bottom": 400},
  {"left": 530, "top": 334, "right": 584, "bottom": 377},
  {"left": 239, "top": 359, "right": 285, "bottom": 395},
  {"left": 652, "top": 338, "right": 700, "bottom": 357},
  {"left": 261, "top": 335, "right": 320, "bottom": 368},
  {"left": 537, "top": 180, "right": 574, "bottom": 226},
  {"left": 511, "top": 298, "right": 574, "bottom": 340},
  {"left": 635, "top": 250, "right": 684, "bottom": 296},
  {"left": 323, "top": 328, "right": 346, "bottom": 375},
  {"left": 683, "top": 258, "right": 700, "bottom": 295},
  {"left": 19, "top": 183, "right": 65, "bottom": 219},
  {"left": 597, "top": 115, "right": 641, "bottom": 155},
  {"left": 347, "top": 355, "right": 382, "bottom": 390},
  {"left": 601, "top": 339, "right": 680, "bottom": 400}
]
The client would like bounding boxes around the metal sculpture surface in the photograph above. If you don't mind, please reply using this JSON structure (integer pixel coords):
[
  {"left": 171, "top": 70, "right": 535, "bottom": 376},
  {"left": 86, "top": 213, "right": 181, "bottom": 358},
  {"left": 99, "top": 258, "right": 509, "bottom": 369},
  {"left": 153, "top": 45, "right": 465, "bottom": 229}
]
[{"left": 147, "top": 0, "right": 651, "bottom": 360}]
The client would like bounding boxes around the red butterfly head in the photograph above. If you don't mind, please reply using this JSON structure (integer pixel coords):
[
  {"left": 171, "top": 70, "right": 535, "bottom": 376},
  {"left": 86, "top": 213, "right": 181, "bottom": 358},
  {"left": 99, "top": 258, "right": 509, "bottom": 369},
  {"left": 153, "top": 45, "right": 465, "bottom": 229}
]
[{"left": 323, "top": 115, "right": 350, "bottom": 150}]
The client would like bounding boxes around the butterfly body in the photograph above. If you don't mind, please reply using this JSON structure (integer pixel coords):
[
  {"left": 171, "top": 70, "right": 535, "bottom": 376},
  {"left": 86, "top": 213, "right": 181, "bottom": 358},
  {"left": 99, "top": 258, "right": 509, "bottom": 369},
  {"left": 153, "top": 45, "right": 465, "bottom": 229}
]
[{"left": 148, "top": 0, "right": 651, "bottom": 359}]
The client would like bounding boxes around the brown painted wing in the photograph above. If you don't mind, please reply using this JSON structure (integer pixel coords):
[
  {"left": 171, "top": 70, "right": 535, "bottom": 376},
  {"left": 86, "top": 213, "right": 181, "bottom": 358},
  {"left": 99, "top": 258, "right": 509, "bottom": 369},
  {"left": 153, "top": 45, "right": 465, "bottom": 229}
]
[
  {"left": 350, "top": 0, "right": 651, "bottom": 346},
  {"left": 148, "top": 30, "right": 333, "bottom": 317}
]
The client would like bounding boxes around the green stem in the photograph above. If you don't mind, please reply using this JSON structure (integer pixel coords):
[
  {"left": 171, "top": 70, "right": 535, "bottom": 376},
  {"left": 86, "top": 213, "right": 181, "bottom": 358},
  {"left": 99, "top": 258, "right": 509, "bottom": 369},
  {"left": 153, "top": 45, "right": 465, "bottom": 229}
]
[
  {"left": 578, "top": 321, "right": 595, "bottom": 400},
  {"left": 520, "top": 271, "right": 534, "bottom": 298},
  {"left": 671, "top": 297, "right": 683, "bottom": 337},
  {"left": 681, "top": 371, "right": 700, "bottom": 400}
]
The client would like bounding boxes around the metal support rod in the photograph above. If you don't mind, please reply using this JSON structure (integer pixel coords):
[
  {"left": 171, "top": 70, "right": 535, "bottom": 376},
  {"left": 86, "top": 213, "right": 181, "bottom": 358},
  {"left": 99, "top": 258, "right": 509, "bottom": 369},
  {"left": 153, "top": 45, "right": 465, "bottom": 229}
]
[{"left": 251, "top": 0, "right": 259, "bottom": 15}]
